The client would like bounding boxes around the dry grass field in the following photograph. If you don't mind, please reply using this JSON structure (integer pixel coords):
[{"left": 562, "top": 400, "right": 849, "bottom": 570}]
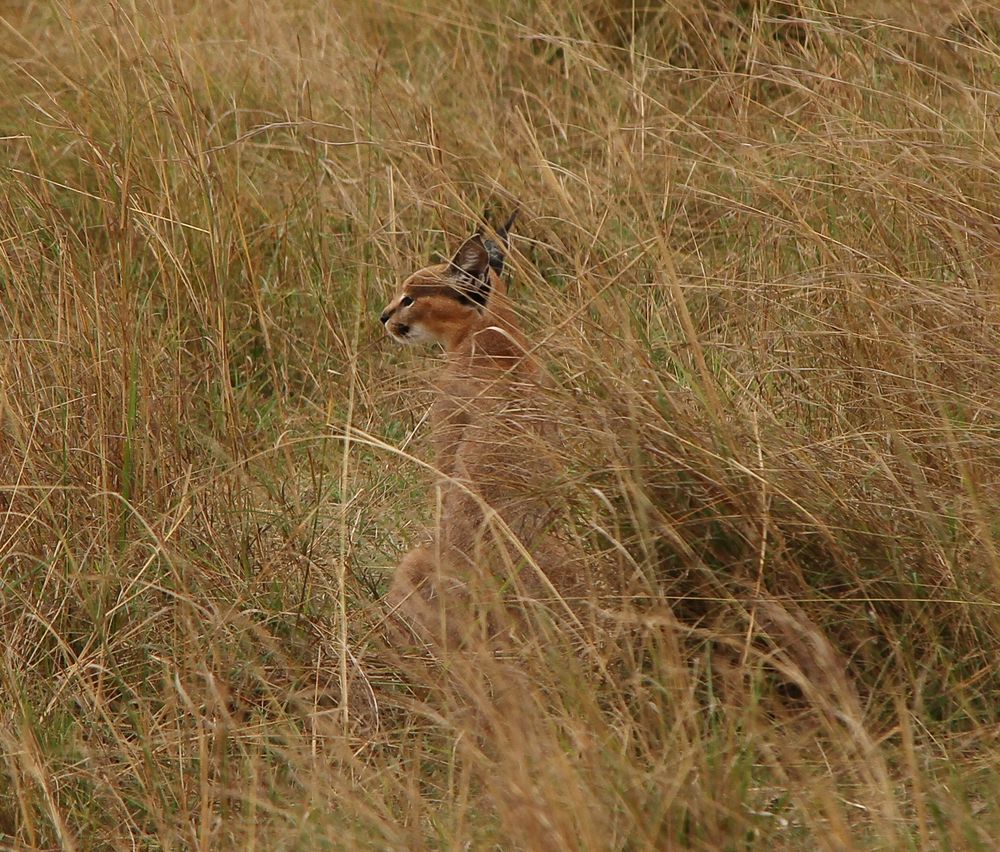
[{"left": 2, "top": 0, "right": 1000, "bottom": 847}]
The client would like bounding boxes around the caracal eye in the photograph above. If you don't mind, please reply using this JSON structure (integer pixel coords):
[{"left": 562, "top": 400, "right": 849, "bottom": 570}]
[{"left": 400, "top": 295, "right": 414, "bottom": 308}]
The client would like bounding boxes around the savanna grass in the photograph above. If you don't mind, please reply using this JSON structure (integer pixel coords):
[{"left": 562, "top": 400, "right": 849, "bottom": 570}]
[{"left": 2, "top": 0, "right": 999, "bottom": 847}]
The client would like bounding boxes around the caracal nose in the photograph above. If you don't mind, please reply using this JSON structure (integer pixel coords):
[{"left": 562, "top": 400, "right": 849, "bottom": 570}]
[{"left": 379, "top": 308, "right": 391, "bottom": 325}]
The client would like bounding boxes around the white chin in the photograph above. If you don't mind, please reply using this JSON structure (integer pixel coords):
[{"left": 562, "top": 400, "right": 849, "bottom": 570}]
[{"left": 391, "top": 326, "right": 430, "bottom": 345}]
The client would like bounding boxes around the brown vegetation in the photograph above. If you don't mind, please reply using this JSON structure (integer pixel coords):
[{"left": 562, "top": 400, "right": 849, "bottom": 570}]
[{"left": 1, "top": 0, "right": 999, "bottom": 847}]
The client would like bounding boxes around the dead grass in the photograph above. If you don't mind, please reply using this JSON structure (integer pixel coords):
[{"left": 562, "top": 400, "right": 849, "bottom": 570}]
[{"left": 2, "top": 0, "right": 1000, "bottom": 847}]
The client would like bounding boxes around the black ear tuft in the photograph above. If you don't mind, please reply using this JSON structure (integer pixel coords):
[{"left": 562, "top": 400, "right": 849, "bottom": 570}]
[
  {"left": 497, "top": 208, "right": 519, "bottom": 245},
  {"left": 483, "top": 208, "right": 519, "bottom": 275},
  {"left": 448, "top": 234, "right": 492, "bottom": 307}
]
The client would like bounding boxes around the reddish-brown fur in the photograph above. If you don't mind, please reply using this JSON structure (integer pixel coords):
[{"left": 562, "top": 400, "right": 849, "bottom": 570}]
[{"left": 380, "top": 224, "right": 576, "bottom": 647}]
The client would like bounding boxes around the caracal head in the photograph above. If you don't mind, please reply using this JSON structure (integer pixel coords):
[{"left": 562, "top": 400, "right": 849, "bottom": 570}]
[{"left": 379, "top": 234, "right": 497, "bottom": 351}]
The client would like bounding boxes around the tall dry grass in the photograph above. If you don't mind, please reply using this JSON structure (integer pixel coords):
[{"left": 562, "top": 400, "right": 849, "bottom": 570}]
[{"left": 2, "top": 0, "right": 999, "bottom": 847}]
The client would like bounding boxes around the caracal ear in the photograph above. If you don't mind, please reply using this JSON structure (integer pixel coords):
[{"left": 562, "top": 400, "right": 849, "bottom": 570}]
[
  {"left": 448, "top": 234, "right": 492, "bottom": 307},
  {"left": 449, "top": 233, "right": 491, "bottom": 278}
]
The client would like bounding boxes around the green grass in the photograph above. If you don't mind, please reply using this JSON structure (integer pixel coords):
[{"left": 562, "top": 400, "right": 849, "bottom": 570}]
[{"left": 2, "top": 0, "right": 1000, "bottom": 847}]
